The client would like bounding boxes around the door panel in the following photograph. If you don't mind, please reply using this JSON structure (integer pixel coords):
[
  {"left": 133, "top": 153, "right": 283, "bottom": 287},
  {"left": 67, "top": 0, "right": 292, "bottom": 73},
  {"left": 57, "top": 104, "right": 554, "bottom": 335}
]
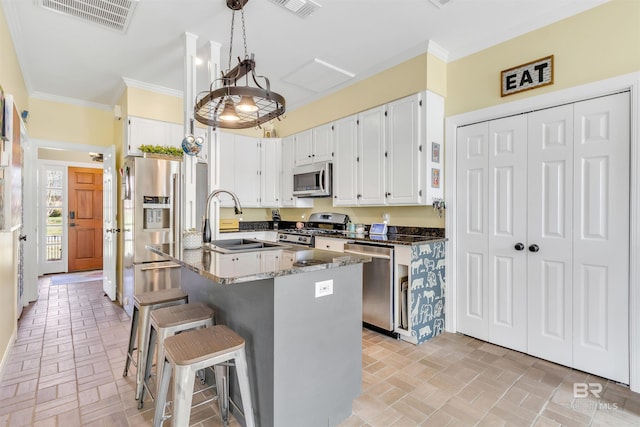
[
  {"left": 456, "top": 92, "right": 630, "bottom": 384},
  {"left": 68, "top": 167, "right": 103, "bottom": 272},
  {"left": 572, "top": 92, "right": 629, "bottom": 383},
  {"left": 488, "top": 116, "right": 527, "bottom": 351},
  {"left": 527, "top": 105, "right": 573, "bottom": 367},
  {"left": 456, "top": 123, "right": 489, "bottom": 339},
  {"left": 358, "top": 106, "right": 386, "bottom": 205},
  {"left": 102, "top": 147, "right": 116, "bottom": 300}
]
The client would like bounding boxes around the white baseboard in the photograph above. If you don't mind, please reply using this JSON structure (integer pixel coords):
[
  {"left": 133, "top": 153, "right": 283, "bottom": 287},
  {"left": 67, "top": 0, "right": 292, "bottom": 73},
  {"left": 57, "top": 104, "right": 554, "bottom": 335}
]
[{"left": 0, "top": 328, "right": 17, "bottom": 382}]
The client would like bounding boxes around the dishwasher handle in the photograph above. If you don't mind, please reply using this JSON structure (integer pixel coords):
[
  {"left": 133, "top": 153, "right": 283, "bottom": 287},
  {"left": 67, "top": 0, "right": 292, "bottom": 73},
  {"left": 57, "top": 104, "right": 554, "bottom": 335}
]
[{"left": 344, "top": 243, "right": 393, "bottom": 260}]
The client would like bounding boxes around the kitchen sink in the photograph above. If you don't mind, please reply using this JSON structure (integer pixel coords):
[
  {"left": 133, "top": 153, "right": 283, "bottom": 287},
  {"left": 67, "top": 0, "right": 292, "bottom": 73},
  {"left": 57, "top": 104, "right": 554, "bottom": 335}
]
[{"left": 204, "top": 238, "right": 288, "bottom": 253}]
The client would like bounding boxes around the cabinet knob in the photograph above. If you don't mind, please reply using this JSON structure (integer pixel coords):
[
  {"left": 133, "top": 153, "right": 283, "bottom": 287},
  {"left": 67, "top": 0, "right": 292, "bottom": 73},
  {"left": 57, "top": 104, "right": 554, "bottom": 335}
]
[
  {"left": 528, "top": 244, "right": 540, "bottom": 253},
  {"left": 514, "top": 242, "right": 525, "bottom": 251}
]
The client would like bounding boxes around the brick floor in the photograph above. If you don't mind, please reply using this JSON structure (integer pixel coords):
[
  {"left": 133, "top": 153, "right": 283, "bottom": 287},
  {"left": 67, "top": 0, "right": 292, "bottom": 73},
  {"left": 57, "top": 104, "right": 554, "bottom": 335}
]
[{"left": 1, "top": 274, "right": 640, "bottom": 426}]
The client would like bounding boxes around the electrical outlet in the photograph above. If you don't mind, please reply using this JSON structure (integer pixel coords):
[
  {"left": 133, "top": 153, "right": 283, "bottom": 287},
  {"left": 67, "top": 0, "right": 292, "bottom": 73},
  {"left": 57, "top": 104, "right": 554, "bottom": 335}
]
[{"left": 315, "top": 280, "right": 333, "bottom": 298}]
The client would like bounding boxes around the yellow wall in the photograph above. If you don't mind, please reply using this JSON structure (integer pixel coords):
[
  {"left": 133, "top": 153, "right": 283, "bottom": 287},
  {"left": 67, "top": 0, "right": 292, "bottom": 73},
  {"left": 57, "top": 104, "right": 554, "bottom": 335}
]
[
  {"left": 0, "top": 4, "right": 25, "bottom": 377},
  {"left": 0, "top": 7, "right": 27, "bottom": 112},
  {"left": 446, "top": 0, "right": 640, "bottom": 116},
  {"left": 28, "top": 98, "right": 115, "bottom": 146}
]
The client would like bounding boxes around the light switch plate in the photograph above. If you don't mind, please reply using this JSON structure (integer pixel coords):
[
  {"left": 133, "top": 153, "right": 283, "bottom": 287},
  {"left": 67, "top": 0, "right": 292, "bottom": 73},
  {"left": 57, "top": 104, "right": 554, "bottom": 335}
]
[{"left": 315, "top": 280, "right": 333, "bottom": 298}]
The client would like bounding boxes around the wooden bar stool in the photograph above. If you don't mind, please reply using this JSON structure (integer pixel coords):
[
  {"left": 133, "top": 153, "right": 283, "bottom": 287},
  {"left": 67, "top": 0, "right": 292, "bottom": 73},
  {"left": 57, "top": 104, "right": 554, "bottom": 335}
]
[
  {"left": 153, "top": 325, "right": 255, "bottom": 427},
  {"left": 138, "top": 302, "right": 215, "bottom": 409},
  {"left": 123, "top": 288, "right": 188, "bottom": 400}
]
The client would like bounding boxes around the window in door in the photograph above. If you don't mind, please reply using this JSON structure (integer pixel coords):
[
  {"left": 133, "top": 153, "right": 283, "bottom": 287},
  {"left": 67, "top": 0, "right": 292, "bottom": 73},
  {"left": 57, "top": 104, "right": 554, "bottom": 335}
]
[
  {"left": 45, "top": 169, "right": 63, "bottom": 261},
  {"left": 39, "top": 164, "right": 67, "bottom": 275}
]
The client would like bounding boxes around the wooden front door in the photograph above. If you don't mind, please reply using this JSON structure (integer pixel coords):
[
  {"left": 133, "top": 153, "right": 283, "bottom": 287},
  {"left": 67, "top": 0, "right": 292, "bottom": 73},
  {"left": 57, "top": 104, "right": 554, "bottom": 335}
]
[{"left": 68, "top": 167, "right": 103, "bottom": 272}]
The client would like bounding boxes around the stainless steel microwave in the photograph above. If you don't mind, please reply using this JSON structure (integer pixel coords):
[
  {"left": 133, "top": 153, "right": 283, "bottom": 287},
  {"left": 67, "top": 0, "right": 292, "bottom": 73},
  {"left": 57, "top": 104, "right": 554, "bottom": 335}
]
[{"left": 292, "top": 162, "right": 332, "bottom": 197}]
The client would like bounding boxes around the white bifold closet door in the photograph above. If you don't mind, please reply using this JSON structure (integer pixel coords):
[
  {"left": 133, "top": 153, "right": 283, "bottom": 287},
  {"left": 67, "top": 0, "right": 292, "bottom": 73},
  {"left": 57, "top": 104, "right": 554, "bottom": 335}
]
[{"left": 457, "top": 92, "right": 630, "bottom": 383}]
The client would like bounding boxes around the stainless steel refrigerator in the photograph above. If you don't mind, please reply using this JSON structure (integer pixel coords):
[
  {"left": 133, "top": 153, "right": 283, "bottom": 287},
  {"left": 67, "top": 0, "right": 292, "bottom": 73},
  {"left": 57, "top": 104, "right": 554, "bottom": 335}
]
[{"left": 122, "top": 156, "right": 182, "bottom": 317}]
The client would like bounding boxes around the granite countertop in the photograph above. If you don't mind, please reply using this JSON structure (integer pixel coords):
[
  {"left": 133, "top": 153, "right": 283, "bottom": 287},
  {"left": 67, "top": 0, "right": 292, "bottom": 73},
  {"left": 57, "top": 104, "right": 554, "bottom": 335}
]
[
  {"left": 319, "top": 232, "right": 447, "bottom": 246},
  {"left": 147, "top": 243, "right": 371, "bottom": 285}
]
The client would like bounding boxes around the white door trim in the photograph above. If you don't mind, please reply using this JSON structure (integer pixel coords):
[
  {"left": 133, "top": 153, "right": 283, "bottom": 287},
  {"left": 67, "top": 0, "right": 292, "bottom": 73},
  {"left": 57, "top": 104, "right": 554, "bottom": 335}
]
[
  {"left": 22, "top": 139, "right": 116, "bottom": 305},
  {"left": 445, "top": 72, "right": 640, "bottom": 392}
]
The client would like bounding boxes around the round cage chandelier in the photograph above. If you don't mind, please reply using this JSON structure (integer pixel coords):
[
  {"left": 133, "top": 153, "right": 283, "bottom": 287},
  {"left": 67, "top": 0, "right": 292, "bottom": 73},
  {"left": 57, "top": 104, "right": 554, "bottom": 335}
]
[{"left": 194, "top": 0, "right": 286, "bottom": 130}]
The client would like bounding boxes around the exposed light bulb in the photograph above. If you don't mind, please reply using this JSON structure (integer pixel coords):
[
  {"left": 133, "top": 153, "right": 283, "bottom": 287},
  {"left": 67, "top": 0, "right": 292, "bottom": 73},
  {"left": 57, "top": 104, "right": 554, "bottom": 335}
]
[
  {"left": 236, "top": 95, "right": 258, "bottom": 113},
  {"left": 219, "top": 99, "right": 240, "bottom": 122}
]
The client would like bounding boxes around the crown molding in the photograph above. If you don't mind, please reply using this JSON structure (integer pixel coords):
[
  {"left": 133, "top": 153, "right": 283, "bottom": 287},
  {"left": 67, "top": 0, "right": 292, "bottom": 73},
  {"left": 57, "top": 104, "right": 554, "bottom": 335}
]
[
  {"left": 122, "top": 77, "right": 183, "bottom": 98},
  {"left": 427, "top": 40, "right": 449, "bottom": 63}
]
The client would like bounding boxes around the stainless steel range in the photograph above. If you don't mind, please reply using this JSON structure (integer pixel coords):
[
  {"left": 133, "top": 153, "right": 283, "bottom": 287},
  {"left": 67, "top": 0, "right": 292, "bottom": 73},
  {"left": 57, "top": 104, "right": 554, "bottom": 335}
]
[{"left": 277, "top": 212, "right": 350, "bottom": 246}]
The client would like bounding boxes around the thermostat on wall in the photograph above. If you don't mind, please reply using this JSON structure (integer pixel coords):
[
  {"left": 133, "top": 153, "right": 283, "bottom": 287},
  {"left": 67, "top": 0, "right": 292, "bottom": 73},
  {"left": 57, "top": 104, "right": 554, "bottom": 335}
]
[{"left": 369, "top": 223, "right": 388, "bottom": 235}]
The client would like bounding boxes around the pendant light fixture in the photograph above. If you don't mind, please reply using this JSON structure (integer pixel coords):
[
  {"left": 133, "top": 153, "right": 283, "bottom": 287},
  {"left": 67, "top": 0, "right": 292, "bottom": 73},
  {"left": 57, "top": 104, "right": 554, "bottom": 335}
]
[{"left": 194, "top": 0, "right": 286, "bottom": 130}]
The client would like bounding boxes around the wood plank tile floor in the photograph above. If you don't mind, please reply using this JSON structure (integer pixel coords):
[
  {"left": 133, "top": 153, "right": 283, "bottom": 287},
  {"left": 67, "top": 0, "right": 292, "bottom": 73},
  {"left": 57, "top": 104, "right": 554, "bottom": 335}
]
[{"left": 1, "top": 278, "right": 639, "bottom": 426}]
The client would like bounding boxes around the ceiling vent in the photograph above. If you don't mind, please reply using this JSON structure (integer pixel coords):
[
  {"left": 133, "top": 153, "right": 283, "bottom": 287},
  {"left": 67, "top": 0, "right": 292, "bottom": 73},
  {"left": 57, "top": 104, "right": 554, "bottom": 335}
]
[
  {"left": 268, "top": 0, "right": 321, "bottom": 18},
  {"left": 429, "top": 0, "right": 451, "bottom": 9},
  {"left": 36, "top": 0, "right": 139, "bottom": 33}
]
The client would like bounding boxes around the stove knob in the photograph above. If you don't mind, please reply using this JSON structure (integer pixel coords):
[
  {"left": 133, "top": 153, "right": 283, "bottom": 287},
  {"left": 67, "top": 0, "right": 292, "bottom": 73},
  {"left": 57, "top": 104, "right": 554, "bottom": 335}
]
[{"left": 298, "top": 236, "right": 305, "bottom": 242}]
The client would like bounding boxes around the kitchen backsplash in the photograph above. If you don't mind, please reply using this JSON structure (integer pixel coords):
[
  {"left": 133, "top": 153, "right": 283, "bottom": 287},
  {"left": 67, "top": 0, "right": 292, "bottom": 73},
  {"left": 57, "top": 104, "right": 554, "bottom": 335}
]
[{"left": 221, "top": 198, "right": 446, "bottom": 228}]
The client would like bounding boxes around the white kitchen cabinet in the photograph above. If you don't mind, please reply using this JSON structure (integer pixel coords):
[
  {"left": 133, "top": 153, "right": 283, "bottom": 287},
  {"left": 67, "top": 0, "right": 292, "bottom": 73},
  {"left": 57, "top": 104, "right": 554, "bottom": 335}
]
[
  {"left": 314, "top": 236, "right": 347, "bottom": 252},
  {"left": 218, "top": 132, "right": 261, "bottom": 208},
  {"left": 125, "top": 116, "right": 182, "bottom": 157},
  {"left": 280, "top": 136, "right": 314, "bottom": 208},
  {"left": 261, "top": 250, "right": 295, "bottom": 271},
  {"left": 333, "top": 115, "right": 359, "bottom": 206},
  {"left": 293, "top": 130, "right": 313, "bottom": 166},
  {"left": 293, "top": 124, "right": 334, "bottom": 166},
  {"left": 261, "top": 139, "right": 281, "bottom": 207},
  {"left": 332, "top": 91, "right": 444, "bottom": 207},
  {"left": 357, "top": 106, "right": 386, "bottom": 205},
  {"left": 385, "top": 93, "right": 423, "bottom": 205},
  {"left": 311, "top": 123, "right": 334, "bottom": 162},
  {"left": 214, "top": 252, "right": 261, "bottom": 277},
  {"left": 333, "top": 106, "right": 387, "bottom": 207}
]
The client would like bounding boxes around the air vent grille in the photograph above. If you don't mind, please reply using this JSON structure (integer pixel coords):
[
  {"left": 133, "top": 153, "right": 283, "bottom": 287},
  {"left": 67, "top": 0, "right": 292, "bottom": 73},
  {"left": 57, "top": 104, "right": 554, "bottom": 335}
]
[
  {"left": 268, "top": 0, "right": 321, "bottom": 18},
  {"left": 429, "top": 0, "right": 451, "bottom": 8},
  {"left": 37, "top": 0, "right": 139, "bottom": 33}
]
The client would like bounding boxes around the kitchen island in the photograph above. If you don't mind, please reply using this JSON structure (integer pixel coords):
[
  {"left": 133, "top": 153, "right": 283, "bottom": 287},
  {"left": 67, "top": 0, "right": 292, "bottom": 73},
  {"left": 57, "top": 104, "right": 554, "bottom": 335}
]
[{"left": 147, "top": 243, "right": 370, "bottom": 427}]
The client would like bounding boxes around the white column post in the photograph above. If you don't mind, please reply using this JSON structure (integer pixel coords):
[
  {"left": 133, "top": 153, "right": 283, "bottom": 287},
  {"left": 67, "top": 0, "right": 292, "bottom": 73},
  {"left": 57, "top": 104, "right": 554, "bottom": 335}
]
[
  {"left": 208, "top": 41, "right": 222, "bottom": 240},
  {"left": 183, "top": 32, "right": 198, "bottom": 231}
]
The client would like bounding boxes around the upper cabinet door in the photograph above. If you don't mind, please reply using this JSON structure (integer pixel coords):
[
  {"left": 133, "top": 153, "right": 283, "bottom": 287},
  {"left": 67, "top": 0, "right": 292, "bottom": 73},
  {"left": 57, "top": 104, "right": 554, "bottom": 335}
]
[
  {"left": 126, "top": 116, "right": 181, "bottom": 157},
  {"left": 386, "top": 94, "right": 422, "bottom": 205},
  {"left": 312, "top": 123, "right": 334, "bottom": 163},
  {"left": 233, "top": 135, "right": 261, "bottom": 208},
  {"left": 293, "top": 130, "right": 313, "bottom": 166},
  {"left": 357, "top": 106, "right": 386, "bottom": 206},
  {"left": 333, "top": 116, "right": 359, "bottom": 206},
  {"left": 260, "top": 139, "right": 281, "bottom": 207}
]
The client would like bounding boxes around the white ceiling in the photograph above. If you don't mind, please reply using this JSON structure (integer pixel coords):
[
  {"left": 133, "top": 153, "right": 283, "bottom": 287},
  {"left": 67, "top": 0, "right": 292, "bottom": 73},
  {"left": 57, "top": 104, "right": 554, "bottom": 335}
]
[{"left": 2, "top": 0, "right": 608, "bottom": 113}]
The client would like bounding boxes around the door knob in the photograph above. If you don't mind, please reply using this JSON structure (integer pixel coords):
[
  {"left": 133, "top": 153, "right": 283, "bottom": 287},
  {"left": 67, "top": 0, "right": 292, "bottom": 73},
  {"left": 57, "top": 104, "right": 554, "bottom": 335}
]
[
  {"left": 19, "top": 235, "right": 27, "bottom": 241},
  {"left": 529, "top": 244, "right": 540, "bottom": 253},
  {"left": 514, "top": 242, "right": 525, "bottom": 251}
]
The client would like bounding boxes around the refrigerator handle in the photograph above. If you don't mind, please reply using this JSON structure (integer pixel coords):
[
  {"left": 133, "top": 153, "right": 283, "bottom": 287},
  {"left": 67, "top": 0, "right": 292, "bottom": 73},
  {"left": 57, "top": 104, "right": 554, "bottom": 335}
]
[{"left": 172, "top": 172, "right": 180, "bottom": 249}]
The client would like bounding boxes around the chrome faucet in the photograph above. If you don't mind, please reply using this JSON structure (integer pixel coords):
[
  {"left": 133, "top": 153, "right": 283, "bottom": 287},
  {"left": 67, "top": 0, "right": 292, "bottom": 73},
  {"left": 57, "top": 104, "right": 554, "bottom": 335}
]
[{"left": 202, "top": 189, "right": 243, "bottom": 243}]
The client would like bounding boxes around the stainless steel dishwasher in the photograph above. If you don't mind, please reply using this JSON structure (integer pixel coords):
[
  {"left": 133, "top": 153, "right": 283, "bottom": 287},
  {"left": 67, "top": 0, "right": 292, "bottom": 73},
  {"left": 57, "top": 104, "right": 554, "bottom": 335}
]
[{"left": 344, "top": 242, "right": 394, "bottom": 332}]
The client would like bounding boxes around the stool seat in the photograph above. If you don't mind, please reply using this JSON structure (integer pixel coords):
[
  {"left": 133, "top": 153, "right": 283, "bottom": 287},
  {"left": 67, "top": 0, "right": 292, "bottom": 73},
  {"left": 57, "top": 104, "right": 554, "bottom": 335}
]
[
  {"left": 135, "top": 288, "right": 188, "bottom": 307},
  {"left": 153, "top": 325, "right": 255, "bottom": 427},
  {"left": 164, "top": 325, "right": 244, "bottom": 366},
  {"left": 151, "top": 303, "right": 214, "bottom": 329}
]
